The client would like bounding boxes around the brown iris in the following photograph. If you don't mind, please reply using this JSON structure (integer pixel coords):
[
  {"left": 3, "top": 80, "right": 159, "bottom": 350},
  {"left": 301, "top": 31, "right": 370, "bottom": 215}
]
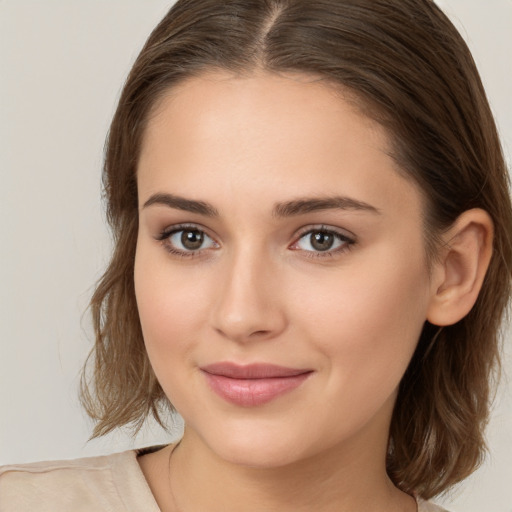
[
  {"left": 181, "top": 230, "right": 204, "bottom": 250},
  {"left": 310, "top": 231, "right": 335, "bottom": 251}
]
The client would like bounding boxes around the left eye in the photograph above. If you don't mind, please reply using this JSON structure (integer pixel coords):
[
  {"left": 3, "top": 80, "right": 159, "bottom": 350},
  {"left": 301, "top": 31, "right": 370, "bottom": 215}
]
[
  {"left": 167, "top": 228, "right": 217, "bottom": 252},
  {"left": 293, "top": 229, "right": 352, "bottom": 252}
]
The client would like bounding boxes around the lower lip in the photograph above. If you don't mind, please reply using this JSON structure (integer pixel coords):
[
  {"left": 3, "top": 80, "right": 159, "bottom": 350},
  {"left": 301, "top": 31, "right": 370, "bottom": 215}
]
[{"left": 203, "top": 372, "right": 312, "bottom": 407}]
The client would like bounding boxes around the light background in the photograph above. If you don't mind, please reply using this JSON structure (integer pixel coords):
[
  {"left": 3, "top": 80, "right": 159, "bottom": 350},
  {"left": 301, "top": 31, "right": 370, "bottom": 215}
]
[{"left": 0, "top": 1, "right": 511, "bottom": 510}]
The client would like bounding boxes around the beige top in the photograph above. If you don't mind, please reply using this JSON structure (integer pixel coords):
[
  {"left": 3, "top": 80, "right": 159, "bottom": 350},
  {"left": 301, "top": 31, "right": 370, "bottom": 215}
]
[{"left": 0, "top": 447, "right": 448, "bottom": 512}]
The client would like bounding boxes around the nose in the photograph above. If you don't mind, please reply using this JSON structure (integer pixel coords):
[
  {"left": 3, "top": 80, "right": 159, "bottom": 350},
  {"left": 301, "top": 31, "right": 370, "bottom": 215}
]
[{"left": 210, "top": 247, "right": 287, "bottom": 343}]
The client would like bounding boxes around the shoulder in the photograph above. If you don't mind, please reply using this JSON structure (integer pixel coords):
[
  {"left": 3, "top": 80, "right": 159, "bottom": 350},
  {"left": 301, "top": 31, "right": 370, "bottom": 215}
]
[
  {"left": 0, "top": 447, "right": 162, "bottom": 512},
  {"left": 417, "top": 498, "right": 451, "bottom": 512}
]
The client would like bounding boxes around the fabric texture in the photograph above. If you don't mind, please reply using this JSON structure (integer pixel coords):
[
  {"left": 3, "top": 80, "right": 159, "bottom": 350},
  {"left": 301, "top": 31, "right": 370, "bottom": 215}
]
[{"left": 0, "top": 446, "right": 448, "bottom": 511}]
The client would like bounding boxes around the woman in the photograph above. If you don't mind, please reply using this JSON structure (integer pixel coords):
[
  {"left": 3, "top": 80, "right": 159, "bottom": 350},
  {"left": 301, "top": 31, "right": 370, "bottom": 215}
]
[{"left": 1, "top": 1, "right": 511, "bottom": 511}]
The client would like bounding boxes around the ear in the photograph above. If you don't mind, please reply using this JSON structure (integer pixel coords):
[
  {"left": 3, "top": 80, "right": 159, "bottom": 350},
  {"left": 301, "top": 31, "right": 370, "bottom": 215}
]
[{"left": 427, "top": 208, "right": 493, "bottom": 326}]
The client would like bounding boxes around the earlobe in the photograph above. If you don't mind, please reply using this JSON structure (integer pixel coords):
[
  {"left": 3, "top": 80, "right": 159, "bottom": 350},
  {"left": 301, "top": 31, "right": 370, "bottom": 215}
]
[{"left": 427, "top": 208, "right": 493, "bottom": 326}]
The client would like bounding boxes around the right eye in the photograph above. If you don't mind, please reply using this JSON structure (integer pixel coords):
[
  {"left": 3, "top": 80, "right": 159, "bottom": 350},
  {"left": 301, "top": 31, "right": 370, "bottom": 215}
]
[{"left": 158, "top": 225, "right": 218, "bottom": 257}]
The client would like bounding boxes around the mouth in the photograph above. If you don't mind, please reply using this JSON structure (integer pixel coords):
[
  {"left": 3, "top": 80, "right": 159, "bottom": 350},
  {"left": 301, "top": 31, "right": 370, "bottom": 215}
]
[{"left": 200, "top": 362, "right": 313, "bottom": 407}]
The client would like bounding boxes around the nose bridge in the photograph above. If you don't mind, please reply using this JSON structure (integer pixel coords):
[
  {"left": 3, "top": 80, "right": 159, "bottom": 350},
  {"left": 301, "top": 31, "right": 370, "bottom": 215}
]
[{"left": 211, "top": 242, "right": 286, "bottom": 342}]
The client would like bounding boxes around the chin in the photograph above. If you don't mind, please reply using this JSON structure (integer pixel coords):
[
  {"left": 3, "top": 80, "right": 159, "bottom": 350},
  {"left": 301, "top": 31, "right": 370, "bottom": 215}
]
[
  {"left": 194, "top": 418, "right": 318, "bottom": 469},
  {"left": 218, "top": 441, "right": 304, "bottom": 469}
]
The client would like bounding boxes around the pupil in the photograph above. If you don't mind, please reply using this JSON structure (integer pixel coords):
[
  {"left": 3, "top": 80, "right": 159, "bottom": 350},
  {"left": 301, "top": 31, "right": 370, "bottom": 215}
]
[
  {"left": 182, "top": 230, "right": 203, "bottom": 250},
  {"left": 311, "top": 232, "right": 333, "bottom": 251}
]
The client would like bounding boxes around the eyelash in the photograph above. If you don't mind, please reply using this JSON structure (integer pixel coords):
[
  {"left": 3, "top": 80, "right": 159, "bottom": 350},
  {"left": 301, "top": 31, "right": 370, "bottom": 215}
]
[
  {"left": 156, "top": 223, "right": 216, "bottom": 259},
  {"left": 291, "top": 225, "right": 356, "bottom": 259},
  {"left": 155, "top": 224, "right": 356, "bottom": 259}
]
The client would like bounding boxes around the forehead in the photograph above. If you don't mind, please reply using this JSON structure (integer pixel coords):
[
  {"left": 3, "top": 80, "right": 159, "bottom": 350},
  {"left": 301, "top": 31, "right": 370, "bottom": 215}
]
[
  {"left": 137, "top": 70, "right": 422, "bottom": 220},
  {"left": 144, "top": 70, "right": 383, "bottom": 153}
]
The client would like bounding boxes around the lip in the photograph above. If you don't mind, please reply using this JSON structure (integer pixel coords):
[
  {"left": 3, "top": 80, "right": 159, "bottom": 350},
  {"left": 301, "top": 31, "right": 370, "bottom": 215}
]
[{"left": 200, "top": 363, "right": 313, "bottom": 407}]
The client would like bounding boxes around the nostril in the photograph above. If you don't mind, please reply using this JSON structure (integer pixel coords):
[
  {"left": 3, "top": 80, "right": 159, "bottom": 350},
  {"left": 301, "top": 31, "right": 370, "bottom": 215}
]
[{"left": 250, "top": 330, "right": 272, "bottom": 337}]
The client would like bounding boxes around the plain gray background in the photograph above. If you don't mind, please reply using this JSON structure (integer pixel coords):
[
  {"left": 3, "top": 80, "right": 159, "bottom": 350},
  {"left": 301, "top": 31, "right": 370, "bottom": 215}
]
[{"left": 1, "top": 1, "right": 511, "bottom": 511}]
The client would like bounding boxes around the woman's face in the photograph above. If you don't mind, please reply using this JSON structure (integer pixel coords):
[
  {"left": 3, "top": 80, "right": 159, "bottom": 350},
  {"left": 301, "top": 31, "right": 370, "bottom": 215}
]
[{"left": 135, "top": 70, "right": 435, "bottom": 467}]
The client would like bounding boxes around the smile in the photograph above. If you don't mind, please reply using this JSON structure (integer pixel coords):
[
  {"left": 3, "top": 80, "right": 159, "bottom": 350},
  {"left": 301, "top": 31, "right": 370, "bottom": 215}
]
[{"left": 200, "top": 363, "right": 313, "bottom": 407}]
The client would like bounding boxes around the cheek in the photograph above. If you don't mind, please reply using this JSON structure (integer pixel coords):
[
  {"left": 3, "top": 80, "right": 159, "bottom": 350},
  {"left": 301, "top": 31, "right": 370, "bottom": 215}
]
[
  {"left": 134, "top": 245, "right": 208, "bottom": 364},
  {"left": 134, "top": 248, "right": 214, "bottom": 412},
  {"left": 294, "top": 246, "right": 430, "bottom": 386}
]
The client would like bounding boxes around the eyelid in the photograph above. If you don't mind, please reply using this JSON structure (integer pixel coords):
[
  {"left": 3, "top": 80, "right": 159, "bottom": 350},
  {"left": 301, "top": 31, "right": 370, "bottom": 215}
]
[
  {"left": 156, "top": 222, "right": 215, "bottom": 239},
  {"left": 289, "top": 224, "right": 357, "bottom": 256},
  {"left": 291, "top": 224, "right": 356, "bottom": 244},
  {"left": 154, "top": 222, "right": 356, "bottom": 259},
  {"left": 156, "top": 223, "right": 220, "bottom": 258}
]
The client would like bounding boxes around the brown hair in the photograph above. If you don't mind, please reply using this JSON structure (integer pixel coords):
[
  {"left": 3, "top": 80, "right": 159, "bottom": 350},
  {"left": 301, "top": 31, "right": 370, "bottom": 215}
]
[{"left": 80, "top": 0, "right": 512, "bottom": 499}]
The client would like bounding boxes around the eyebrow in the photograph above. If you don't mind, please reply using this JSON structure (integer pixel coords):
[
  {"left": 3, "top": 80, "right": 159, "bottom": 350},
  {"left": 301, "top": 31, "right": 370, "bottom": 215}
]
[
  {"left": 143, "top": 193, "right": 219, "bottom": 216},
  {"left": 142, "top": 193, "right": 380, "bottom": 217},
  {"left": 272, "top": 196, "right": 381, "bottom": 217}
]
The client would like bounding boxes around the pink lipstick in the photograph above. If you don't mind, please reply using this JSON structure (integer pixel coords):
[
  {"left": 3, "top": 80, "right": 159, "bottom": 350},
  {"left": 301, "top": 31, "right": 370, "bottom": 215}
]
[{"left": 200, "top": 363, "right": 312, "bottom": 407}]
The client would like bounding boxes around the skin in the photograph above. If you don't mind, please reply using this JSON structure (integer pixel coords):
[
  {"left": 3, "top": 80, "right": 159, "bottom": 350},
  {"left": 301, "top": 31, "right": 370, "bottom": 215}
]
[{"left": 134, "top": 70, "right": 493, "bottom": 512}]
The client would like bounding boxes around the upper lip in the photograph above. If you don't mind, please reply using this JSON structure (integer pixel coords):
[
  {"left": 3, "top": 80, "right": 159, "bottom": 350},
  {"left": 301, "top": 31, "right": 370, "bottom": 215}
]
[{"left": 200, "top": 362, "right": 312, "bottom": 379}]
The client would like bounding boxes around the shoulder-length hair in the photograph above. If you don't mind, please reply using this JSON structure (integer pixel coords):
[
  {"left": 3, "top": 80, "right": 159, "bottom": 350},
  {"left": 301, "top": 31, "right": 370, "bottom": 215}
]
[{"left": 81, "top": 0, "right": 512, "bottom": 499}]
